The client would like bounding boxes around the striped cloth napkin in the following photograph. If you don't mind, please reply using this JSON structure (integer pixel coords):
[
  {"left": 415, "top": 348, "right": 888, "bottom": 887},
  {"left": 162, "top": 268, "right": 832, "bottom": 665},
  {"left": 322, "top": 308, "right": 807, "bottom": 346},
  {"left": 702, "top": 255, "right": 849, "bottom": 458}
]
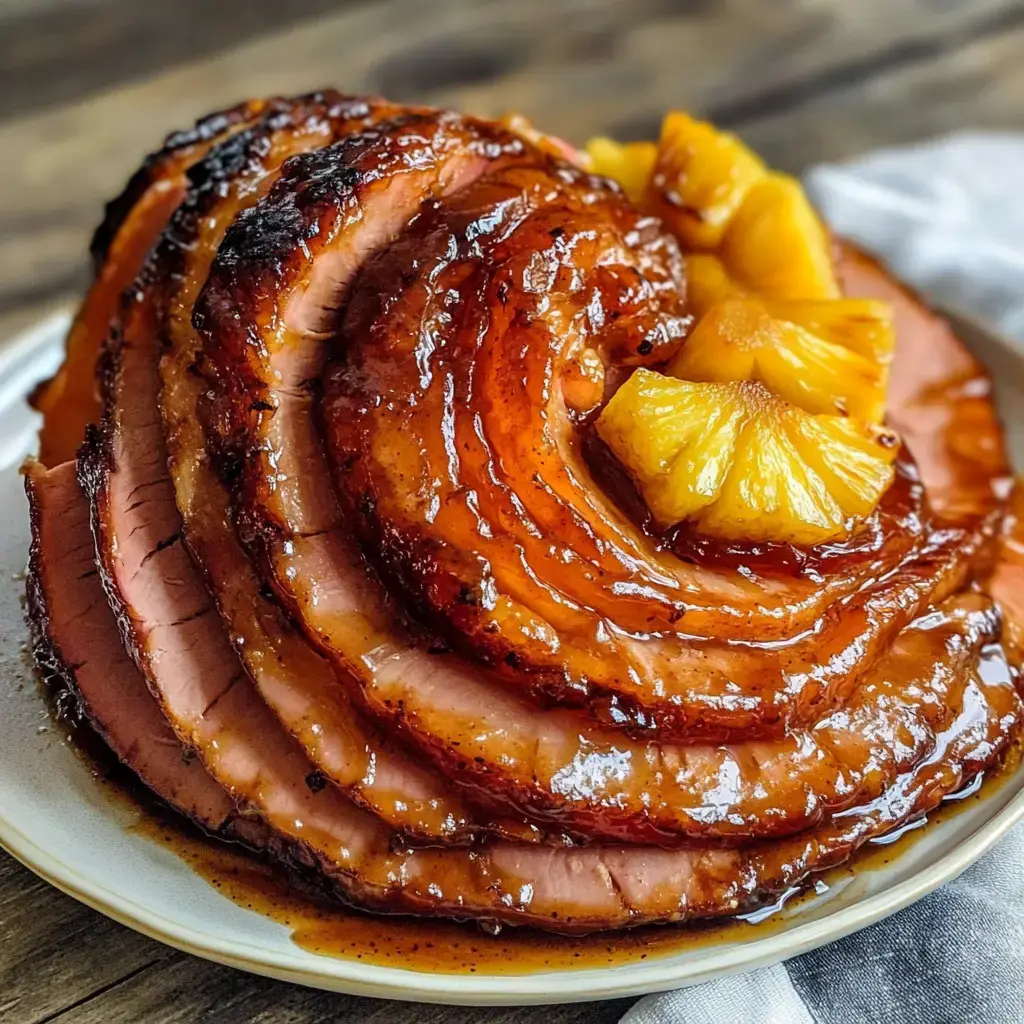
[{"left": 623, "top": 132, "right": 1024, "bottom": 1024}]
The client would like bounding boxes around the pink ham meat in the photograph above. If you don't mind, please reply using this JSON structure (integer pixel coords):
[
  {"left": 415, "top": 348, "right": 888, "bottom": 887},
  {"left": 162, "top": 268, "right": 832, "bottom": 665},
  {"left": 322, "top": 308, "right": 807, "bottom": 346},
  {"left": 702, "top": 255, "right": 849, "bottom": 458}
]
[
  {"left": 24, "top": 459, "right": 233, "bottom": 830},
  {"left": 81, "top": 94, "right": 507, "bottom": 844}
]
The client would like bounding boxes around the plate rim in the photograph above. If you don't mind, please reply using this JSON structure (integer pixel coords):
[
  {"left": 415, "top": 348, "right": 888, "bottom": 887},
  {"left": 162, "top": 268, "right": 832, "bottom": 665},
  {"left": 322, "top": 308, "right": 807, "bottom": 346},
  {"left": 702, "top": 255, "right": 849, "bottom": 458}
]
[{"left": 1, "top": 309, "right": 1023, "bottom": 1006}]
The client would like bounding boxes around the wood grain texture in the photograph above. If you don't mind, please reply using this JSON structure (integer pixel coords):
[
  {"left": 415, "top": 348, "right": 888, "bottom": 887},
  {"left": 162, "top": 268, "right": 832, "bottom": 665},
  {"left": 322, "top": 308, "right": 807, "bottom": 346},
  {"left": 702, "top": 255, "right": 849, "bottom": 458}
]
[
  {"left": 0, "top": 852, "right": 631, "bottom": 1024},
  {"left": 2, "top": 0, "right": 1022, "bottom": 1020},
  {"left": 0, "top": 0, "right": 368, "bottom": 121},
  {"left": 3, "top": 0, "right": 1024, "bottom": 334}
]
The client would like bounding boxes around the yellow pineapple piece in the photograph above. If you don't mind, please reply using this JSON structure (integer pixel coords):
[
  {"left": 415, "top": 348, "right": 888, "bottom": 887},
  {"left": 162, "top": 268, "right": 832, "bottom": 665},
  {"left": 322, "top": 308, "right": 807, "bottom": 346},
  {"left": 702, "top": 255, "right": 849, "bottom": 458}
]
[
  {"left": 669, "top": 297, "right": 893, "bottom": 422},
  {"left": 646, "top": 112, "right": 766, "bottom": 249},
  {"left": 721, "top": 174, "right": 840, "bottom": 300},
  {"left": 585, "top": 137, "right": 658, "bottom": 204},
  {"left": 596, "top": 369, "right": 897, "bottom": 544},
  {"left": 596, "top": 369, "right": 747, "bottom": 526},
  {"left": 685, "top": 254, "right": 747, "bottom": 317},
  {"left": 761, "top": 298, "right": 895, "bottom": 363}
]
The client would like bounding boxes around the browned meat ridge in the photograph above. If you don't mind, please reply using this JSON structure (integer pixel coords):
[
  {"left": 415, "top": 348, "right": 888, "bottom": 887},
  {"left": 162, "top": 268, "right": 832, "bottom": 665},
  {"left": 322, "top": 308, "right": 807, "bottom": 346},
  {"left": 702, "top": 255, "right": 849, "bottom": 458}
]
[
  {"left": 32, "top": 101, "right": 263, "bottom": 468},
  {"left": 25, "top": 93, "right": 1023, "bottom": 933}
]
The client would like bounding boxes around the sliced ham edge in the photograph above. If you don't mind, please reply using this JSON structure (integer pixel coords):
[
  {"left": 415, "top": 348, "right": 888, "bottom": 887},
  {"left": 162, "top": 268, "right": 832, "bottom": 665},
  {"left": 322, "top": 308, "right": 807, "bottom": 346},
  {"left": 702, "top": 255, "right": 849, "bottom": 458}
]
[{"left": 23, "top": 458, "right": 236, "bottom": 832}]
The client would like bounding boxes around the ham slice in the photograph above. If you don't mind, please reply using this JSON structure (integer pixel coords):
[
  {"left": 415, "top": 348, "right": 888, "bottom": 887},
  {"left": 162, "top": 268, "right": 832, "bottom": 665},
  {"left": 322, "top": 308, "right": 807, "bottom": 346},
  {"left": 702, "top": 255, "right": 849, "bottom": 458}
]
[{"left": 24, "top": 459, "right": 234, "bottom": 830}]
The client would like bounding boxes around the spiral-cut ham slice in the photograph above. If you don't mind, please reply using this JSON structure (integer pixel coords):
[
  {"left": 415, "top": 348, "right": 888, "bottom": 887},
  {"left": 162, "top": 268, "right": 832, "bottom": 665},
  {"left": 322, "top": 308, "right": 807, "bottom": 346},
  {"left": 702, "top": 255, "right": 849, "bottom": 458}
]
[
  {"left": 26, "top": 488, "right": 1024, "bottom": 929},
  {"left": 24, "top": 94, "right": 1024, "bottom": 934},
  {"left": 80, "top": 94, "right": 511, "bottom": 843},
  {"left": 31, "top": 101, "right": 262, "bottom": 468},
  {"left": 196, "top": 146, "right": 1003, "bottom": 755}
]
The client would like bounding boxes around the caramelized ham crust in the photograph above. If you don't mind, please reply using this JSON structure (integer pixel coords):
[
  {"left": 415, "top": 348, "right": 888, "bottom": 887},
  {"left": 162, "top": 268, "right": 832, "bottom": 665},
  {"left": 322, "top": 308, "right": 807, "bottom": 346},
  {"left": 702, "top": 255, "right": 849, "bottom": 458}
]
[
  {"left": 23, "top": 94, "right": 1024, "bottom": 934},
  {"left": 31, "top": 101, "right": 262, "bottom": 468},
  {"left": 318, "top": 175, "right": 999, "bottom": 740}
]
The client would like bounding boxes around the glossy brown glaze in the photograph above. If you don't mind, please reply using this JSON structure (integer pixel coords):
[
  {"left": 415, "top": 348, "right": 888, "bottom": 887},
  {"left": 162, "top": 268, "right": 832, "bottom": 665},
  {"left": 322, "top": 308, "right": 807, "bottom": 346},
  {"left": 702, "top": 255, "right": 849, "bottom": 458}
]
[
  {"left": 318, "top": 183, "right": 996, "bottom": 743},
  {"left": 986, "top": 483, "right": 1024, "bottom": 658},
  {"left": 665, "top": 451, "right": 925, "bottom": 578},
  {"left": 837, "top": 245, "right": 1012, "bottom": 525},
  {"left": 25, "top": 94, "right": 1023, "bottom": 935},
  {"left": 122, "top": 730, "right": 1021, "bottom": 968}
]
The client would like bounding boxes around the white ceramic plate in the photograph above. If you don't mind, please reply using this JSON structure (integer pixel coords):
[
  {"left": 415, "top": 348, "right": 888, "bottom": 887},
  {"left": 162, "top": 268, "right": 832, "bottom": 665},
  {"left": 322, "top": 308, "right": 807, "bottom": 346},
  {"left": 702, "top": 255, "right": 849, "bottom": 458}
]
[{"left": 1, "top": 311, "right": 1022, "bottom": 1006}]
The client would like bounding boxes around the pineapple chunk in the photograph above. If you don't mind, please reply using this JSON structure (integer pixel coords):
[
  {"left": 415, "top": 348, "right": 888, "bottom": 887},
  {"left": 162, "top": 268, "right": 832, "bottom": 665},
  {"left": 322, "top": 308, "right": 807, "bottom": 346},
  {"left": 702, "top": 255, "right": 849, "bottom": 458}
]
[
  {"left": 585, "top": 137, "right": 658, "bottom": 203},
  {"left": 596, "top": 369, "right": 897, "bottom": 544},
  {"left": 762, "top": 298, "right": 895, "bottom": 363},
  {"left": 685, "top": 254, "right": 746, "bottom": 317},
  {"left": 721, "top": 174, "right": 839, "bottom": 300},
  {"left": 669, "top": 298, "right": 894, "bottom": 423},
  {"left": 646, "top": 112, "right": 766, "bottom": 249}
]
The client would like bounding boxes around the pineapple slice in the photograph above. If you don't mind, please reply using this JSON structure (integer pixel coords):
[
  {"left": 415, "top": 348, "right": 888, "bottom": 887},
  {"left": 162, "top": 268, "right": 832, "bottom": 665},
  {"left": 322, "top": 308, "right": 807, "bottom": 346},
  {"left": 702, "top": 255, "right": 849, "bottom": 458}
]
[
  {"left": 668, "top": 297, "right": 894, "bottom": 423},
  {"left": 595, "top": 369, "right": 897, "bottom": 544},
  {"left": 721, "top": 174, "right": 840, "bottom": 300},
  {"left": 583, "top": 118, "right": 837, "bottom": 305},
  {"left": 585, "top": 137, "right": 658, "bottom": 204},
  {"left": 646, "top": 112, "right": 766, "bottom": 249}
]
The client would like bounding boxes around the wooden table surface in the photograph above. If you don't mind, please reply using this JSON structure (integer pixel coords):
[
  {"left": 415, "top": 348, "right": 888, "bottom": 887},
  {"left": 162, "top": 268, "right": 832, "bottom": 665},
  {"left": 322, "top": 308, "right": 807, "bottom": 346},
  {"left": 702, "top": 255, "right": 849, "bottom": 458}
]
[{"left": 2, "top": 1, "right": 1023, "bottom": 1020}]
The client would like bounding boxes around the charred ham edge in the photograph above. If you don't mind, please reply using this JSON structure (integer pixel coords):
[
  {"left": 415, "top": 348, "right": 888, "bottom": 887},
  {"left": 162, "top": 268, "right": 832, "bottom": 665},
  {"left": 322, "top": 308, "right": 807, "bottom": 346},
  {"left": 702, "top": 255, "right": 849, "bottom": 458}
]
[
  {"left": 24, "top": 458, "right": 236, "bottom": 831},
  {"left": 31, "top": 101, "right": 264, "bottom": 469},
  {"left": 155, "top": 92, "right": 499, "bottom": 844},
  {"left": 192, "top": 108, "right": 536, "bottom": 574},
  {"left": 89, "top": 101, "right": 263, "bottom": 273},
  {"left": 318, "top": 174, "right": 1000, "bottom": 741},
  {"left": 81, "top": 98, "right": 501, "bottom": 844}
]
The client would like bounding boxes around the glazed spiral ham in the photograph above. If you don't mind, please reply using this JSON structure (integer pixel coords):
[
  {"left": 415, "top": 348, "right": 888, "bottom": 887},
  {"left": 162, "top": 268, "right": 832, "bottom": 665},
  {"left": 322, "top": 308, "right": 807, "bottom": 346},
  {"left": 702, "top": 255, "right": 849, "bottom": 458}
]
[{"left": 24, "top": 91, "right": 1023, "bottom": 933}]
